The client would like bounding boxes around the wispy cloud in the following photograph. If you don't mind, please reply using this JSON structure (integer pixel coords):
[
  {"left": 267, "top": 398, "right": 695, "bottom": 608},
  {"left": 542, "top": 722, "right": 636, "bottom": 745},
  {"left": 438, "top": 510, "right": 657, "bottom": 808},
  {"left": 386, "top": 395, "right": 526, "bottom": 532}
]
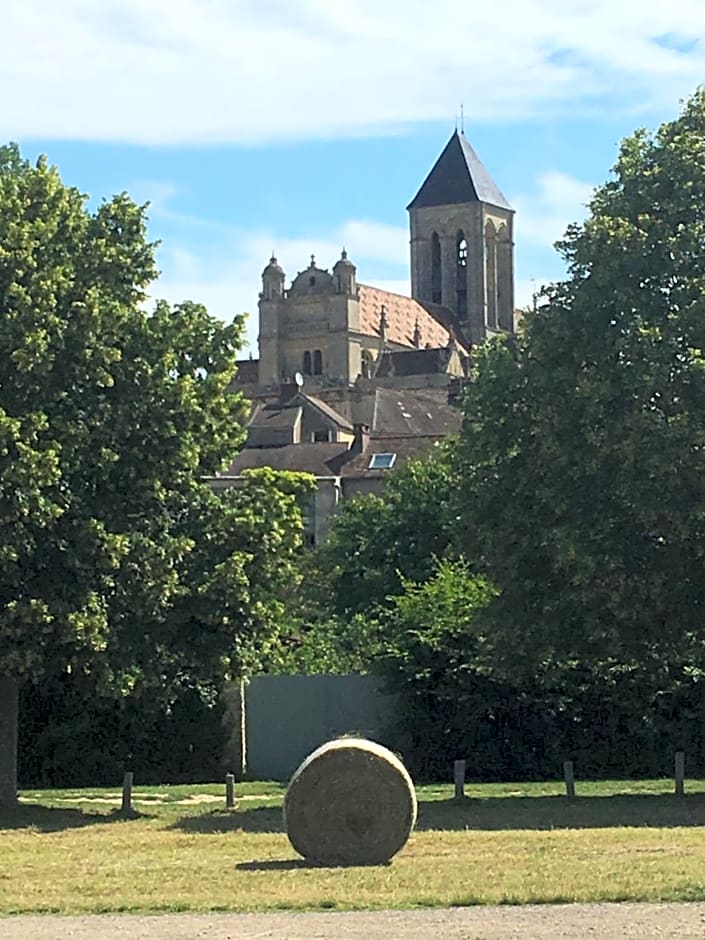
[
  {"left": 146, "top": 190, "right": 409, "bottom": 353},
  {"left": 514, "top": 171, "right": 595, "bottom": 249},
  {"left": 2, "top": 0, "right": 704, "bottom": 144},
  {"left": 147, "top": 165, "right": 599, "bottom": 352}
]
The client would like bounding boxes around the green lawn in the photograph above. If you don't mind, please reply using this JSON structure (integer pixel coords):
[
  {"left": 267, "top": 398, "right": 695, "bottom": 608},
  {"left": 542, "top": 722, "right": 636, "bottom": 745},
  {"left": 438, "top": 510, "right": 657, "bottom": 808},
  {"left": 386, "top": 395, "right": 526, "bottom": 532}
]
[{"left": 2, "top": 779, "right": 705, "bottom": 914}]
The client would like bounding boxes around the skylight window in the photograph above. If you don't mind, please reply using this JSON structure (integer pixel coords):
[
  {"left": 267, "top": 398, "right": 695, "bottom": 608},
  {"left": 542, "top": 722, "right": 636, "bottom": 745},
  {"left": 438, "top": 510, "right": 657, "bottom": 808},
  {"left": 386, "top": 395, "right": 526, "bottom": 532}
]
[{"left": 368, "top": 453, "right": 396, "bottom": 470}]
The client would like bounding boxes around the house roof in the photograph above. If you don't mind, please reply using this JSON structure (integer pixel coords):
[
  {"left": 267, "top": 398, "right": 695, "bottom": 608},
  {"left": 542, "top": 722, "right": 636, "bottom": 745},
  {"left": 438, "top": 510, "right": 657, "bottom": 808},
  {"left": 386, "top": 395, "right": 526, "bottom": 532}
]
[
  {"left": 224, "top": 441, "right": 353, "bottom": 477},
  {"left": 303, "top": 394, "right": 354, "bottom": 431},
  {"left": 407, "top": 130, "right": 512, "bottom": 212},
  {"left": 375, "top": 347, "right": 451, "bottom": 378},
  {"left": 340, "top": 434, "right": 447, "bottom": 478},
  {"left": 221, "top": 431, "right": 450, "bottom": 481},
  {"left": 248, "top": 402, "right": 302, "bottom": 430},
  {"left": 358, "top": 284, "right": 450, "bottom": 349},
  {"left": 234, "top": 358, "right": 259, "bottom": 384},
  {"left": 369, "top": 387, "right": 463, "bottom": 436}
]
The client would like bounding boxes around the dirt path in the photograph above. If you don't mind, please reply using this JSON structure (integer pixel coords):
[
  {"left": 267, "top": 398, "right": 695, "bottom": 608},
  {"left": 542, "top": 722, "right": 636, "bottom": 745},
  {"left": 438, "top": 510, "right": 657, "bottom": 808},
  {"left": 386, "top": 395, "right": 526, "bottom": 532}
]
[{"left": 2, "top": 903, "right": 705, "bottom": 939}]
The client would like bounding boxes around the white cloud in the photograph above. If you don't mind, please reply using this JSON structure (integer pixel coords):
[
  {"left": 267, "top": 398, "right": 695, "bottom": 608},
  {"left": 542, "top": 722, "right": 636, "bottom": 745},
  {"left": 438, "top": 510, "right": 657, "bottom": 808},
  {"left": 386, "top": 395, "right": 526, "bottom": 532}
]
[
  {"left": 146, "top": 167, "right": 595, "bottom": 354},
  {"left": 148, "top": 210, "right": 410, "bottom": 355},
  {"left": 2, "top": 0, "right": 705, "bottom": 144},
  {"left": 514, "top": 171, "right": 595, "bottom": 249}
]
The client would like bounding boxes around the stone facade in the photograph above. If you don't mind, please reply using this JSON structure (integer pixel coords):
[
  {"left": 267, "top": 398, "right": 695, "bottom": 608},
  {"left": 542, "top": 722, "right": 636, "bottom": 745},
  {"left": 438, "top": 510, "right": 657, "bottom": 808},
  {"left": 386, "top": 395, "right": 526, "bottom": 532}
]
[
  {"left": 408, "top": 130, "right": 515, "bottom": 346},
  {"left": 218, "top": 129, "right": 516, "bottom": 544}
]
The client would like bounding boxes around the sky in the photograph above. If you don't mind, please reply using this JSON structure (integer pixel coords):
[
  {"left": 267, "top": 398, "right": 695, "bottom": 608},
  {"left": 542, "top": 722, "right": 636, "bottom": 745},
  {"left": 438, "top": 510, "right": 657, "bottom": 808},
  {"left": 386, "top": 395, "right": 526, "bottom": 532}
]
[{"left": 3, "top": 0, "right": 705, "bottom": 355}]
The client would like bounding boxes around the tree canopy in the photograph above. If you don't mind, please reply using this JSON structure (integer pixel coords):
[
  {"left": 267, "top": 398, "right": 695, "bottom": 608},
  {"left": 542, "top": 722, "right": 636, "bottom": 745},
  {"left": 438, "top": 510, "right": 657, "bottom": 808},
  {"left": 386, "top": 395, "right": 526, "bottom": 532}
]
[
  {"left": 0, "top": 145, "right": 309, "bottom": 805},
  {"left": 316, "top": 440, "right": 460, "bottom": 618},
  {"left": 456, "top": 89, "right": 705, "bottom": 684}
]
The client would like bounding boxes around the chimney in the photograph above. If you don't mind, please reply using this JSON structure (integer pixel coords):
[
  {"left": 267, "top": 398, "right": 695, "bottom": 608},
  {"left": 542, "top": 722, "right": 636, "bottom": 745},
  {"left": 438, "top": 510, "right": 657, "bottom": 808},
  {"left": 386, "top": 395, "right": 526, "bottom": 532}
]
[
  {"left": 351, "top": 422, "right": 370, "bottom": 454},
  {"left": 279, "top": 381, "right": 300, "bottom": 404},
  {"left": 447, "top": 377, "right": 466, "bottom": 406}
]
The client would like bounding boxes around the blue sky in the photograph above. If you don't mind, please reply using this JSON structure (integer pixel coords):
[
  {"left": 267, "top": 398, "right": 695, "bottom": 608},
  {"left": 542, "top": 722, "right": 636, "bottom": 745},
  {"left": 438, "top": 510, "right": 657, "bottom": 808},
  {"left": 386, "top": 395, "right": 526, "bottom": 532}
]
[{"left": 4, "top": 0, "right": 705, "bottom": 354}]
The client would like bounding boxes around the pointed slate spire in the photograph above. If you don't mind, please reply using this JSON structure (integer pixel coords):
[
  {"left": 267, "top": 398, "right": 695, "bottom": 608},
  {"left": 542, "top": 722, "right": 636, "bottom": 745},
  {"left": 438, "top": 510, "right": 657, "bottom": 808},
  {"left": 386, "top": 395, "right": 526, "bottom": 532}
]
[{"left": 407, "top": 130, "right": 512, "bottom": 211}]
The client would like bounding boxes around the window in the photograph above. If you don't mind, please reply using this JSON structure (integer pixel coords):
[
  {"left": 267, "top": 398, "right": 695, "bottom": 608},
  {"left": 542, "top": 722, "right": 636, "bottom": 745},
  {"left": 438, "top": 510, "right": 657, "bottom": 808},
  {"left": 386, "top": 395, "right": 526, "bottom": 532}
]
[
  {"left": 368, "top": 453, "right": 396, "bottom": 470},
  {"left": 485, "top": 220, "right": 497, "bottom": 329},
  {"left": 303, "top": 351, "right": 312, "bottom": 375},
  {"left": 313, "top": 349, "right": 323, "bottom": 375},
  {"left": 309, "top": 275, "right": 316, "bottom": 287},
  {"left": 312, "top": 429, "right": 332, "bottom": 442},
  {"left": 496, "top": 224, "right": 512, "bottom": 331},
  {"left": 456, "top": 231, "right": 468, "bottom": 319},
  {"left": 431, "top": 232, "right": 442, "bottom": 304}
]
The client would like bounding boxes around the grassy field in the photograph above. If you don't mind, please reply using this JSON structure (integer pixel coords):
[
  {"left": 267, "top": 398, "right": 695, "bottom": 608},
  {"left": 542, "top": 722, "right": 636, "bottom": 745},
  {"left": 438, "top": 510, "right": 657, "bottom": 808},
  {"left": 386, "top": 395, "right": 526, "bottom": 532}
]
[{"left": 2, "top": 779, "right": 705, "bottom": 914}]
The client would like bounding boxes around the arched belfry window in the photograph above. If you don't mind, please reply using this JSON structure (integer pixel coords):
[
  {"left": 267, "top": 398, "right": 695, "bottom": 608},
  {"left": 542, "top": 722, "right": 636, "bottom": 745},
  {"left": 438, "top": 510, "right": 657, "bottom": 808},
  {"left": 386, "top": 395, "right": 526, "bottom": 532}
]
[
  {"left": 456, "top": 231, "right": 468, "bottom": 320},
  {"left": 303, "top": 351, "right": 312, "bottom": 375},
  {"left": 431, "top": 232, "right": 442, "bottom": 304},
  {"left": 496, "top": 224, "right": 513, "bottom": 331},
  {"left": 485, "top": 220, "right": 498, "bottom": 329},
  {"left": 313, "top": 349, "right": 323, "bottom": 375}
]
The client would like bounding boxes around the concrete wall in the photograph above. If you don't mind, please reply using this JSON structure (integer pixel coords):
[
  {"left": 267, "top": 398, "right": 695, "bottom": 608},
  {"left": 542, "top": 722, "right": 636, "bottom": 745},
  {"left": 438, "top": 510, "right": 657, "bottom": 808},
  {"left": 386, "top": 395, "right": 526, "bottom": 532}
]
[{"left": 244, "top": 674, "right": 398, "bottom": 781}]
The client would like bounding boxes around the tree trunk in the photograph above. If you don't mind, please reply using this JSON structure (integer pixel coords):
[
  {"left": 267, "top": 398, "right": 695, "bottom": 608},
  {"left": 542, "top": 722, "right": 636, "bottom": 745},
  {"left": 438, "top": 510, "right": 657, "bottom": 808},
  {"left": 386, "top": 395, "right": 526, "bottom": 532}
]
[{"left": 0, "top": 676, "right": 19, "bottom": 808}]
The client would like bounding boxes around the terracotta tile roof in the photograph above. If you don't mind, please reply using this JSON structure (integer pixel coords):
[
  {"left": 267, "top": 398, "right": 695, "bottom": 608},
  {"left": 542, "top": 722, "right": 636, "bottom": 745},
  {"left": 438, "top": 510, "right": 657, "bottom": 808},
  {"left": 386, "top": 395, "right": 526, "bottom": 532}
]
[{"left": 359, "top": 284, "right": 450, "bottom": 349}]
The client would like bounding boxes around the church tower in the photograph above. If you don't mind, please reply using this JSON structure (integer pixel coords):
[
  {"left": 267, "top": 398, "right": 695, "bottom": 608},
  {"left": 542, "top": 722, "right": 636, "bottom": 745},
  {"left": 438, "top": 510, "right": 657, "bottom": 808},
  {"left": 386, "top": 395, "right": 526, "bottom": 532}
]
[{"left": 407, "top": 130, "right": 515, "bottom": 345}]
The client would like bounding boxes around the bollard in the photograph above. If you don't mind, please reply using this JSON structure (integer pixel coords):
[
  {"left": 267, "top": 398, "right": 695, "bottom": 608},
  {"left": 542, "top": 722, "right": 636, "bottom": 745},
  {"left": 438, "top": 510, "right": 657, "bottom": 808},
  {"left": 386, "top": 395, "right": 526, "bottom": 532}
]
[
  {"left": 225, "top": 772, "right": 236, "bottom": 809},
  {"left": 563, "top": 760, "right": 576, "bottom": 799},
  {"left": 454, "top": 759, "right": 466, "bottom": 800},
  {"left": 121, "top": 771, "right": 134, "bottom": 815},
  {"left": 675, "top": 751, "right": 685, "bottom": 797}
]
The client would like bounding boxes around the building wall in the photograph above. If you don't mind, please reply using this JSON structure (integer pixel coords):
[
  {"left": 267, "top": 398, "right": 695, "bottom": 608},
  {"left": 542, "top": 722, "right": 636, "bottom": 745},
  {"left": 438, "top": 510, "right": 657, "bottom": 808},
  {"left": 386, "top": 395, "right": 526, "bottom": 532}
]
[
  {"left": 409, "top": 201, "right": 513, "bottom": 345},
  {"left": 259, "top": 283, "right": 362, "bottom": 387},
  {"left": 243, "top": 674, "right": 399, "bottom": 780}
]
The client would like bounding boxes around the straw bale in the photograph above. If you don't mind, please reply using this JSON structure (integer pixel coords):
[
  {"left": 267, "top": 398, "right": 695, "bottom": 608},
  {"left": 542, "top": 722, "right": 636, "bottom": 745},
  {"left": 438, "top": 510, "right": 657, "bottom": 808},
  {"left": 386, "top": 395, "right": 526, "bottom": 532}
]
[{"left": 284, "top": 737, "right": 417, "bottom": 866}]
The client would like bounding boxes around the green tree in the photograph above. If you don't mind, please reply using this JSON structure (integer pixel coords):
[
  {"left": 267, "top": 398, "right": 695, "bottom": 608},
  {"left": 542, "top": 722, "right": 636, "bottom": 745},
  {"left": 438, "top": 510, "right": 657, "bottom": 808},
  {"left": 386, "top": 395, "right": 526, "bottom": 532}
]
[
  {"left": 456, "top": 89, "right": 705, "bottom": 684},
  {"left": 0, "top": 145, "right": 299, "bottom": 805},
  {"left": 318, "top": 440, "right": 460, "bottom": 618},
  {"left": 377, "top": 559, "right": 496, "bottom": 776}
]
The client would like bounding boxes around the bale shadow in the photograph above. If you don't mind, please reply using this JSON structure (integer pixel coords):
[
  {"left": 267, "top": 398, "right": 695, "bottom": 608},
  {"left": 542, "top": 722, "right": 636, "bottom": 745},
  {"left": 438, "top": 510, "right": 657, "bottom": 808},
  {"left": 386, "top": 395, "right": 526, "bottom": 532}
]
[
  {"left": 417, "top": 792, "right": 705, "bottom": 831},
  {"left": 0, "top": 804, "right": 135, "bottom": 832},
  {"left": 170, "top": 792, "right": 705, "bottom": 836},
  {"left": 236, "top": 858, "right": 386, "bottom": 871},
  {"left": 171, "top": 805, "right": 284, "bottom": 834}
]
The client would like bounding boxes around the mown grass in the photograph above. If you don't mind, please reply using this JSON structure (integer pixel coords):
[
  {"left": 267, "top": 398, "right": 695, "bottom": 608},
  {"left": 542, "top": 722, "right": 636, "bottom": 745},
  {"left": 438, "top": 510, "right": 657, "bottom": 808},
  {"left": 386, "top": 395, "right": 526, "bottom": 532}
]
[{"left": 3, "top": 779, "right": 705, "bottom": 914}]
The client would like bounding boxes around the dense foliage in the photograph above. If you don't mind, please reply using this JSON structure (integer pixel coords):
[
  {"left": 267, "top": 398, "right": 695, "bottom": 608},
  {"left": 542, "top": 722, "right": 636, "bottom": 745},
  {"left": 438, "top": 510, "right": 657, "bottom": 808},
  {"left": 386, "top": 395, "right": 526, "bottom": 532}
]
[
  {"left": 0, "top": 145, "right": 310, "bottom": 803},
  {"left": 457, "top": 89, "right": 705, "bottom": 686},
  {"left": 300, "top": 91, "right": 705, "bottom": 781},
  {"left": 316, "top": 441, "right": 460, "bottom": 618}
]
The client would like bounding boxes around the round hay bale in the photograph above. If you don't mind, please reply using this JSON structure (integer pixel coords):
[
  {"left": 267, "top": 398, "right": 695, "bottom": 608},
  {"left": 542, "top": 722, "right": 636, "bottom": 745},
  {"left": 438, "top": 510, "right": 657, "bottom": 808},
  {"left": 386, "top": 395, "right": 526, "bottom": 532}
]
[{"left": 283, "top": 737, "right": 417, "bottom": 866}]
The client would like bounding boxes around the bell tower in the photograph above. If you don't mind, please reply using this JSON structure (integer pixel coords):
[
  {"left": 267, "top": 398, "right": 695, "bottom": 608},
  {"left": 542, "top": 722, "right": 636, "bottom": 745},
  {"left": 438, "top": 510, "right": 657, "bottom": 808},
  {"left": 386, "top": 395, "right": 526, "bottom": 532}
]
[{"left": 407, "top": 130, "right": 515, "bottom": 344}]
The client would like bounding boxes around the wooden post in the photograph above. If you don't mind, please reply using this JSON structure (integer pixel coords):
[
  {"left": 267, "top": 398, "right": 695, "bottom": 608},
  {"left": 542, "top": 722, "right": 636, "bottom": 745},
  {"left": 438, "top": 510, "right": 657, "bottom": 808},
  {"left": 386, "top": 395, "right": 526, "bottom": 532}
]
[
  {"left": 0, "top": 676, "right": 19, "bottom": 808},
  {"left": 454, "top": 759, "right": 466, "bottom": 800},
  {"left": 225, "top": 773, "right": 236, "bottom": 809},
  {"left": 563, "top": 760, "right": 576, "bottom": 799},
  {"left": 121, "top": 771, "right": 134, "bottom": 815},
  {"left": 675, "top": 751, "right": 685, "bottom": 797}
]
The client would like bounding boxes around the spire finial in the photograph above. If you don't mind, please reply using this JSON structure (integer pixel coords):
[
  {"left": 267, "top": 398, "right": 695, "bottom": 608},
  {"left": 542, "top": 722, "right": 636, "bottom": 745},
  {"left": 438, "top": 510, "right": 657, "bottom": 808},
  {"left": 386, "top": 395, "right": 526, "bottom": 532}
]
[
  {"left": 379, "top": 304, "right": 389, "bottom": 342},
  {"left": 460, "top": 103, "right": 464, "bottom": 133},
  {"left": 413, "top": 317, "right": 422, "bottom": 349},
  {"left": 310, "top": 253, "right": 316, "bottom": 267}
]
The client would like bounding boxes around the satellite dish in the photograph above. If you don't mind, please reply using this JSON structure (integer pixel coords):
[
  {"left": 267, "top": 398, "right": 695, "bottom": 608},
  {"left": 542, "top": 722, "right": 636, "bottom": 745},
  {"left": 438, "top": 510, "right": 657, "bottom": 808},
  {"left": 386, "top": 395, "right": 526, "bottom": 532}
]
[{"left": 294, "top": 371, "right": 305, "bottom": 388}]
